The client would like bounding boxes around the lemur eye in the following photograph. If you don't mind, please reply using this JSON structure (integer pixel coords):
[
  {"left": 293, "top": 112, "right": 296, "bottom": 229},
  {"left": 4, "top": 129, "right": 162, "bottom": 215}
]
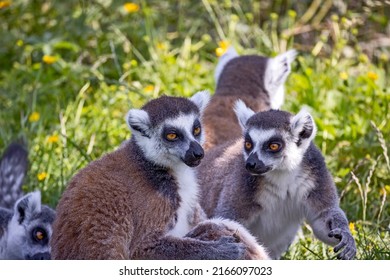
[
  {"left": 193, "top": 127, "right": 201, "bottom": 136},
  {"left": 245, "top": 141, "right": 252, "bottom": 150},
  {"left": 32, "top": 228, "right": 46, "bottom": 242},
  {"left": 269, "top": 143, "right": 281, "bottom": 151},
  {"left": 166, "top": 133, "right": 178, "bottom": 141}
]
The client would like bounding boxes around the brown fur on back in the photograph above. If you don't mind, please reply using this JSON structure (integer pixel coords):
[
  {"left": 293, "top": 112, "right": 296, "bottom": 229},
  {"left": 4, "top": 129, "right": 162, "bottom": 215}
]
[
  {"left": 203, "top": 56, "right": 271, "bottom": 150},
  {"left": 51, "top": 141, "right": 175, "bottom": 259}
]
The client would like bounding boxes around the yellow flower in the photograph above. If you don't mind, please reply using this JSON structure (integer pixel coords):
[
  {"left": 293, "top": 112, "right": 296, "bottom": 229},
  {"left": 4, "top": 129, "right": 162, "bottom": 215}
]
[
  {"left": 29, "top": 112, "right": 40, "bottom": 122},
  {"left": 16, "top": 39, "right": 23, "bottom": 47},
  {"left": 349, "top": 222, "right": 357, "bottom": 235},
  {"left": 144, "top": 85, "right": 154, "bottom": 92},
  {"left": 0, "top": 1, "right": 11, "bottom": 9},
  {"left": 367, "top": 71, "right": 378, "bottom": 81},
  {"left": 156, "top": 42, "right": 167, "bottom": 50},
  {"left": 37, "top": 172, "right": 47, "bottom": 181},
  {"left": 216, "top": 40, "right": 229, "bottom": 57},
  {"left": 123, "top": 2, "right": 139, "bottom": 13},
  {"left": 339, "top": 72, "right": 348, "bottom": 80},
  {"left": 42, "top": 55, "right": 58, "bottom": 64},
  {"left": 47, "top": 135, "right": 59, "bottom": 143}
]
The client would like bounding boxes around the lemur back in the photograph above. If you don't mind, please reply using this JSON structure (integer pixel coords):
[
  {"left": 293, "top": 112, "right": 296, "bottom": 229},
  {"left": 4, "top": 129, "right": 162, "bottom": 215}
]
[
  {"left": 203, "top": 47, "right": 296, "bottom": 150},
  {"left": 0, "top": 143, "right": 55, "bottom": 260},
  {"left": 51, "top": 92, "right": 269, "bottom": 260},
  {"left": 198, "top": 102, "right": 356, "bottom": 260}
]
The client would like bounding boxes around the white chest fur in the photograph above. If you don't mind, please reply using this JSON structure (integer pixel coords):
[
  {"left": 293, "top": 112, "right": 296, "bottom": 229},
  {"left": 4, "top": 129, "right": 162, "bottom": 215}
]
[
  {"left": 248, "top": 168, "right": 315, "bottom": 259},
  {"left": 166, "top": 164, "right": 199, "bottom": 238}
]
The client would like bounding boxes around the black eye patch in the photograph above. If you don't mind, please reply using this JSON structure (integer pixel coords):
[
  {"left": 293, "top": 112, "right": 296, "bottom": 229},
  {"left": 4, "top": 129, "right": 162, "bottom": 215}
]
[
  {"left": 244, "top": 133, "right": 253, "bottom": 153},
  {"left": 31, "top": 227, "right": 48, "bottom": 245},
  {"left": 262, "top": 136, "right": 285, "bottom": 153},
  {"left": 162, "top": 126, "right": 184, "bottom": 142},
  {"left": 193, "top": 119, "right": 201, "bottom": 137}
]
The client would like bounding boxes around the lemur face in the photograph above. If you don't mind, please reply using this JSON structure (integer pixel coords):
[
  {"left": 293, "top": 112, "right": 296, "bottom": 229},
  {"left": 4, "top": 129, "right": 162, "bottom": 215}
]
[
  {"left": 127, "top": 91, "right": 210, "bottom": 169},
  {"left": 7, "top": 192, "right": 55, "bottom": 260},
  {"left": 234, "top": 100, "right": 316, "bottom": 175}
]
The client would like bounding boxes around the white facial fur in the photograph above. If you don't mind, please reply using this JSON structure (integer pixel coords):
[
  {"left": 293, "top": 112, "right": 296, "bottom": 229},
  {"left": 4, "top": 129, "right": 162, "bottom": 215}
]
[
  {"left": 235, "top": 101, "right": 316, "bottom": 173},
  {"left": 126, "top": 91, "right": 210, "bottom": 169},
  {"left": 3, "top": 192, "right": 43, "bottom": 259},
  {"left": 264, "top": 49, "right": 297, "bottom": 109},
  {"left": 214, "top": 46, "right": 239, "bottom": 83}
]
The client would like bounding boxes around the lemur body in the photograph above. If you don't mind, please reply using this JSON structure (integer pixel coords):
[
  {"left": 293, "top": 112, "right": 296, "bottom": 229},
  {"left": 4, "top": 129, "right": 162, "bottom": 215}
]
[
  {"left": 203, "top": 47, "right": 297, "bottom": 150},
  {"left": 198, "top": 102, "right": 356, "bottom": 260},
  {"left": 51, "top": 92, "right": 268, "bottom": 260},
  {"left": 0, "top": 143, "right": 55, "bottom": 260}
]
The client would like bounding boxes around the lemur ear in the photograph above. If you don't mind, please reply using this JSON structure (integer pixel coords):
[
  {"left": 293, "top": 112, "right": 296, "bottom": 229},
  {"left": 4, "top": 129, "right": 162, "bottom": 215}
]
[
  {"left": 291, "top": 108, "right": 317, "bottom": 146},
  {"left": 14, "top": 191, "right": 41, "bottom": 224},
  {"left": 126, "top": 109, "right": 151, "bottom": 137},
  {"left": 264, "top": 50, "right": 297, "bottom": 109},
  {"left": 233, "top": 100, "right": 255, "bottom": 131},
  {"left": 190, "top": 90, "right": 210, "bottom": 114}
]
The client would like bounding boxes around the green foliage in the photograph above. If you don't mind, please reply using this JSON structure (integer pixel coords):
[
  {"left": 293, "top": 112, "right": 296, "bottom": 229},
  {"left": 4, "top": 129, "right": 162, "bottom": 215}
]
[{"left": 0, "top": 0, "right": 389, "bottom": 259}]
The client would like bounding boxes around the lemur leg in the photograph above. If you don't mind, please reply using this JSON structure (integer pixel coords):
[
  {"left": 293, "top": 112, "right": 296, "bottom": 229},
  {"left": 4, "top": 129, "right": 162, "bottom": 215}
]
[{"left": 307, "top": 206, "right": 356, "bottom": 260}]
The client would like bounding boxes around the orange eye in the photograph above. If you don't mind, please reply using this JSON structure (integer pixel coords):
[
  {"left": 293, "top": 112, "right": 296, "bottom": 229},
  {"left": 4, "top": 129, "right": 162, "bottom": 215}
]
[
  {"left": 166, "top": 133, "right": 178, "bottom": 141},
  {"left": 245, "top": 141, "right": 252, "bottom": 150},
  {"left": 36, "top": 231, "right": 44, "bottom": 240},
  {"left": 269, "top": 143, "right": 280, "bottom": 151},
  {"left": 193, "top": 127, "right": 201, "bottom": 136}
]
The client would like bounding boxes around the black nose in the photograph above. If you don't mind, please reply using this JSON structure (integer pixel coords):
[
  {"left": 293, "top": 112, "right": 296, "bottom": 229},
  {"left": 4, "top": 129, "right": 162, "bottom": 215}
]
[
  {"left": 192, "top": 147, "right": 204, "bottom": 159},
  {"left": 28, "top": 252, "right": 51, "bottom": 260},
  {"left": 245, "top": 153, "right": 270, "bottom": 175},
  {"left": 183, "top": 141, "right": 204, "bottom": 167}
]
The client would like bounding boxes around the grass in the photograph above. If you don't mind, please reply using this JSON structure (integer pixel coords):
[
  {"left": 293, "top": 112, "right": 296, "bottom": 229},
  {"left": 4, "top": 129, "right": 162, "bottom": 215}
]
[{"left": 0, "top": 0, "right": 389, "bottom": 260}]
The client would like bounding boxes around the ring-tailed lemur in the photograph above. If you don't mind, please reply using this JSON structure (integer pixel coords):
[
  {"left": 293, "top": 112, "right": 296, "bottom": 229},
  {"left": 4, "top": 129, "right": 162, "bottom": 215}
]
[
  {"left": 203, "top": 46, "right": 297, "bottom": 150},
  {"left": 0, "top": 143, "right": 55, "bottom": 259},
  {"left": 198, "top": 101, "right": 356, "bottom": 260},
  {"left": 51, "top": 91, "right": 269, "bottom": 260}
]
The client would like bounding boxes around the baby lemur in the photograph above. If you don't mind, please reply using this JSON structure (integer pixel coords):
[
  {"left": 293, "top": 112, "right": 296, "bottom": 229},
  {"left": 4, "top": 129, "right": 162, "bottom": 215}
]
[
  {"left": 0, "top": 143, "right": 55, "bottom": 260},
  {"left": 203, "top": 47, "right": 297, "bottom": 150},
  {"left": 51, "top": 92, "right": 269, "bottom": 260},
  {"left": 198, "top": 101, "right": 356, "bottom": 260}
]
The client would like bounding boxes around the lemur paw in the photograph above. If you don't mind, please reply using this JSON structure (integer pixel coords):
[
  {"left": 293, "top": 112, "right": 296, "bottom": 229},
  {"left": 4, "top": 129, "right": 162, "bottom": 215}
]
[{"left": 328, "top": 228, "right": 356, "bottom": 260}]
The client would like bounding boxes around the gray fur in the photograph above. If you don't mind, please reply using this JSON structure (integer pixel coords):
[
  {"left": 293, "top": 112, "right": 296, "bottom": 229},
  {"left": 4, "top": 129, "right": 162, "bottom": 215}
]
[
  {"left": 0, "top": 142, "right": 56, "bottom": 260},
  {"left": 198, "top": 105, "right": 356, "bottom": 259},
  {"left": 0, "top": 192, "right": 55, "bottom": 259},
  {"left": 0, "top": 143, "right": 27, "bottom": 208}
]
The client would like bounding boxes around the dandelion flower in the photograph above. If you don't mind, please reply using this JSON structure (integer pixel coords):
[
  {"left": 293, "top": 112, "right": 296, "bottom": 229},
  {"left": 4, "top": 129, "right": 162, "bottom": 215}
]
[
  {"left": 144, "top": 85, "right": 154, "bottom": 92},
  {"left": 367, "top": 71, "right": 378, "bottom": 81},
  {"left": 37, "top": 172, "right": 47, "bottom": 181},
  {"left": 42, "top": 55, "right": 58, "bottom": 64},
  {"left": 47, "top": 135, "right": 59, "bottom": 143},
  {"left": 216, "top": 40, "right": 229, "bottom": 57},
  {"left": 123, "top": 2, "right": 139, "bottom": 13},
  {"left": 339, "top": 72, "right": 348, "bottom": 80},
  {"left": 0, "top": 1, "right": 11, "bottom": 9},
  {"left": 349, "top": 222, "right": 357, "bottom": 235},
  {"left": 29, "top": 112, "right": 40, "bottom": 122}
]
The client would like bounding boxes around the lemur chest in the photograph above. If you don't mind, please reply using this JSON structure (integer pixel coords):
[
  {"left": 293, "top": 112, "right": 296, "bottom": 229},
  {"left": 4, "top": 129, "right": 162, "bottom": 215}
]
[
  {"left": 248, "top": 171, "right": 315, "bottom": 248},
  {"left": 165, "top": 165, "right": 199, "bottom": 237}
]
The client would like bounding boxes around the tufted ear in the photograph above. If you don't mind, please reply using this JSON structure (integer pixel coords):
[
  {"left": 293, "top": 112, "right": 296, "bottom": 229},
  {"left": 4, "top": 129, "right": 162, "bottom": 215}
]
[
  {"left": 264, "top": 49, "right": 297, "bottom": 109},
  {"left": 14, "top": 191, "right": 41, "bottom": 224},
  {"left": 126, "top": 109, "right": 151, "bottom": 137},
  {"left": 291, "top": 108, "right": 317, "bottom": 146},
  {"left": 190, "top": 90, "right": 210, "bottom": 114},
  {"left": 233, "top": 100, "right": 255, "bottom": 131}
]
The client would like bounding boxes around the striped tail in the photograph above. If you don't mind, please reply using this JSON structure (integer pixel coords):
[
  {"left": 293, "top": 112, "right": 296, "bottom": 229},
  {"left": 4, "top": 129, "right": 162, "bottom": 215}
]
[{"left": 0, "top": 143, "right": 28, "bottom": 209}]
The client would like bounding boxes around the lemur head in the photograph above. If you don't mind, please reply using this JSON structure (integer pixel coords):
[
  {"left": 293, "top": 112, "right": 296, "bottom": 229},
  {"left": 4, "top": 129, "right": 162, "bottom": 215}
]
[
  {"left": 7, "top": 191, "right": 55, "bottom": 259},
  {"left": 234, "top": 100, "right": 317, "bottom": 175},
  {"left": 126, "top": 91, "right": 210, "bottom": 169}
]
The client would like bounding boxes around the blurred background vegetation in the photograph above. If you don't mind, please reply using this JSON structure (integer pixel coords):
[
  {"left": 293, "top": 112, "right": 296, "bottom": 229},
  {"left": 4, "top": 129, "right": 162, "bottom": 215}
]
[{"left": 0, "top": 0, "right": 389, "bottom": 259}]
